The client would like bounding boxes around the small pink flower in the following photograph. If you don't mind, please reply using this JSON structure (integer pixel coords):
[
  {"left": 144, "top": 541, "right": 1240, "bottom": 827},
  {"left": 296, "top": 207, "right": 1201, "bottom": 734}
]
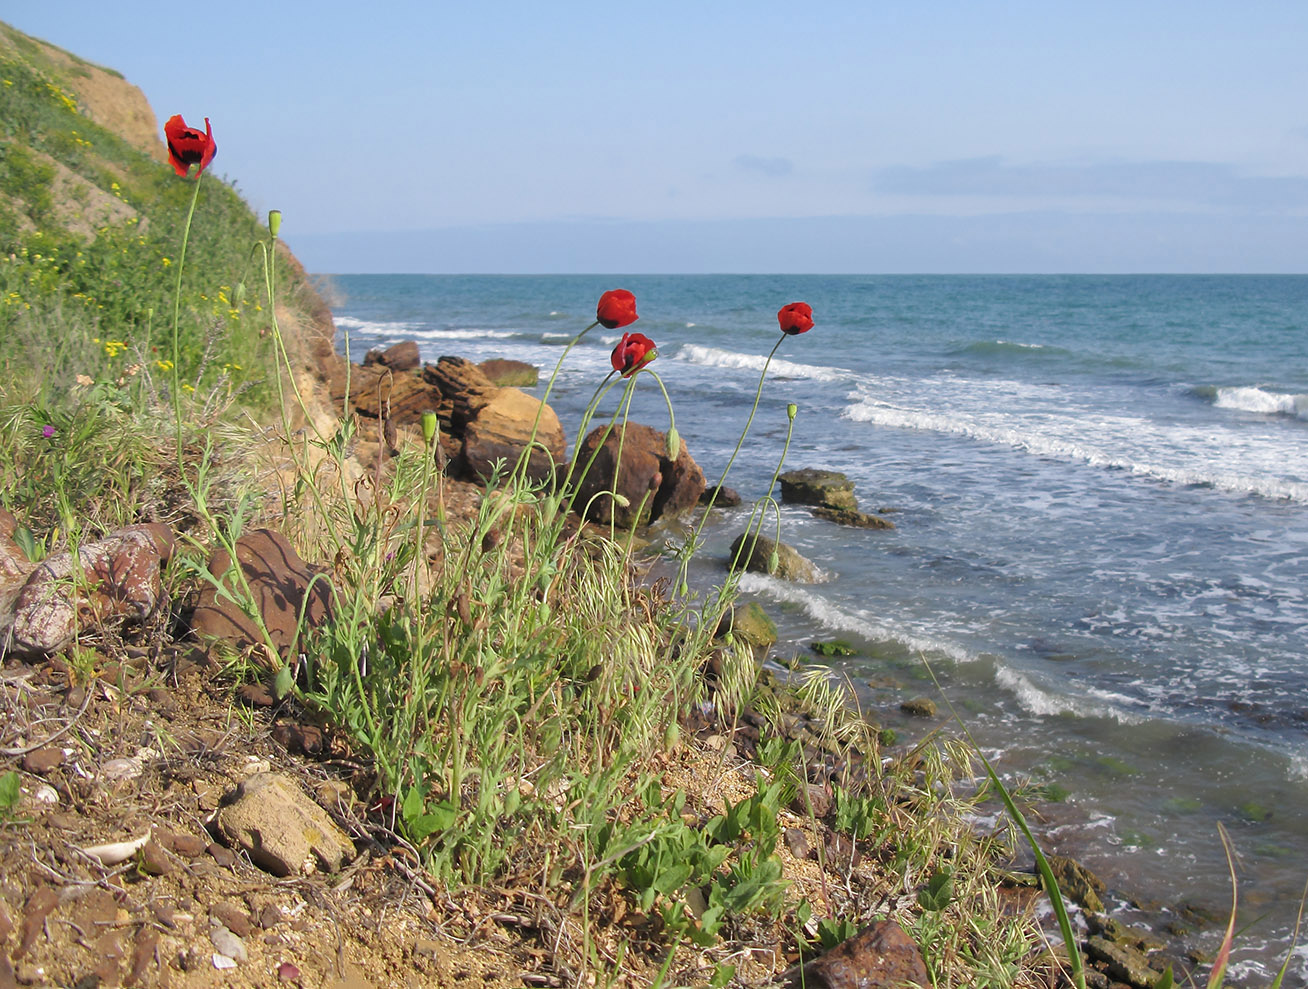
[{"left": 41, "top": 425, "right": 55, "bottom": 439}]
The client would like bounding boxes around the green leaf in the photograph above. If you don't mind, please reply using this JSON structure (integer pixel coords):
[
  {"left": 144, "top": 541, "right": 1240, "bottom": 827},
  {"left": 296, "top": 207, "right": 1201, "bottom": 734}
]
[
  {"left": 918, "top": 866, "right": 954, "bottom": 911},
  {"left": 0, "top": 771, "right": 20, "bottom": 812}
]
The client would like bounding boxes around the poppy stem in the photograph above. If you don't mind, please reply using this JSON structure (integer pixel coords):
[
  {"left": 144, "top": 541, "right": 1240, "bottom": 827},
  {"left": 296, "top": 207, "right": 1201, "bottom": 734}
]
[
  {"left": 644, "top": 369, "right": 678, "bottom": 453},
  {"left": 511, "top": 319, "right": 601, "bottom": 489},
  {"left": 679, "top": 332, "right": 787, "bottom": 587},
  {"left": 169, "top": 171, "right": 205, "bottom": 459}
]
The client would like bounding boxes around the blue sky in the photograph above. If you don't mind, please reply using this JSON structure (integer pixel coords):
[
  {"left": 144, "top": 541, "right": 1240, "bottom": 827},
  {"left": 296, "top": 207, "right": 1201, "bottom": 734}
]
[{"left": 6, "top": 1, "right": 1308, "bottom": 272}]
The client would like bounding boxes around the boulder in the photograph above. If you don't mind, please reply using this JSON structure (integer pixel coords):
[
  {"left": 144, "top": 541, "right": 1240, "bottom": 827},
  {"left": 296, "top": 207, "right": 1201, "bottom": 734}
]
[
  {"left": 700, "top": 485, "right": 742, "bottom": 508},
  {"left": 715, "top": 600, "right": 777, "bottom": 651},
  {"left": 572, "top": 423, "right": 706, "bottom": 529},
  {"left": 462, "top": 388, "right": 566, "bottom": 484},
  {"left": 362, "top": 340, "right": 421, "bottom": 372},
  {"left": 728, "top": 531, "right": 818, "bottom": 582},
  {"left": 347, "top": 364, "right": 443, "bottom": 423},
  {"left": 1085, "top": 936, "right": 1167, "bottom": 989},
  {"left": 214, "top": 772, "right": 354, "bottom": 876},
  {"left": 787, "top": 920, "right": 929, "bottom": 989},
  {"left": 479, "top": 358, "right": 539, "bottom": 388},
  {"left": 810, "top": 506, "right": 894, "bottom": 530},
  {"left": 8, "top": 524, "right": 174, "bottom": 655},
  {"left": 424, "top": 356, "right": 497, "bottom": 433},
  {"left": 779, "top": 469, "right": 858, "bottom": 512},
  {"left": 190, "top": 529, "right": 333, "bottom": 667},
  {"left": 1045, "top": 854, "right": 1107, "bottom": 912}
]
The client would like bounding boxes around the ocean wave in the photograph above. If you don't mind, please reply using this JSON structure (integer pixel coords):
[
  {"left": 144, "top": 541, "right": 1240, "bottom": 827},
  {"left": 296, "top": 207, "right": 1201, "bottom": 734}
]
[
  {"left": 1193, "top": 384, "right": 1308, "bottom": 420},
  {"left": 680, "top": 344, "right": 848, "bottom": 382},
  {"left": 735, "top": 574, "right": 977, "bottom": 664},
  {"left": 844, "top": 399, "right": 1308, "bottom": 503},
  {"left": 334, "top": 315, "right": 416, "bottom": 334},
  {"left": 955, "top": 339, "right": 1069, "bottom": 359},
  {"left": 993, "top": 668, "right": 1145, "bottom": 724}
]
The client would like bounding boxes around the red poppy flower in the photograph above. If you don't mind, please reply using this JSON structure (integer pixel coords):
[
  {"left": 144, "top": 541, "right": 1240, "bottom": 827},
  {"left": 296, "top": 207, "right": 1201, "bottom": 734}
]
[
  {"left": 611, "top": 332, "right": 657, "bottom": 377},
  {"left": 777, "top": 302, "right": 814, "bottom": 335},
  {"left": 164, "top": 114, "right": 217, "bottom": 178},
  {"left": 596, "top": 289, "right": 638, "bottom": 329}
]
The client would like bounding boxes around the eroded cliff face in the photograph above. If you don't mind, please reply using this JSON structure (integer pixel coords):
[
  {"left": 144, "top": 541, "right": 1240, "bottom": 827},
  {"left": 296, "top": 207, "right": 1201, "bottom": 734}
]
[{"left": 0, "top": 23, "right": 164, "bottom": 162}]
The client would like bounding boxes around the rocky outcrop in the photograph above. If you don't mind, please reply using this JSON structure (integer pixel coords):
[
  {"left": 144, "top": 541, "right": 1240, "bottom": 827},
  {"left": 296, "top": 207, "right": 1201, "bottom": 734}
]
[
  {"left": 5, "top": 524, "right": 174, "bottom": 655},
  {"left": 572, "top": 423, "right": 706, "bottom": 529},
  {"left": 347, "top": 363, "right": 443, "bottom": 422},
  {"left": 425, "top": 356, "right": 497, "bottom": 433}
]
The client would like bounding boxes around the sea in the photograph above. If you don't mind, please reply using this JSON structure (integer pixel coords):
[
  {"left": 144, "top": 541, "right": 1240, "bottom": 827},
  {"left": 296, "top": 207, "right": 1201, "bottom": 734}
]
[{"left": 322, "top": 273, "right": 1308, "bottom": 984}]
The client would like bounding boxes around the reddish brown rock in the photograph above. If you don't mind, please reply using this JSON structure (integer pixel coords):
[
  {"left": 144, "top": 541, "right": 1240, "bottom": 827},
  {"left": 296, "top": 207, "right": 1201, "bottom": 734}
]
[
  {"left": 363, "top": 340, "right": 421, "bottom": 372},
  {"left": 572, "top": 422, "right": 706, "bottom": 529},
  {"left": 189, "top": 529, "right": 333, "bottom": 667},
  {"left": 788, "top": 920, "right": 929, "bottom": 988},
  {"left": 8, "top": 524, "right": 174, "bottom": 655},
  {"left": 347, "top": 363, "right": 443, "bottom": 424},
  {"left": 424, "top": 356, "right": 498, "bottom": 432},
  {"left": 0, "top": 508, "right": 33, "bottom": 581},
  {"left": 463, "top": 388, "right": 566, "bottom": 484}
]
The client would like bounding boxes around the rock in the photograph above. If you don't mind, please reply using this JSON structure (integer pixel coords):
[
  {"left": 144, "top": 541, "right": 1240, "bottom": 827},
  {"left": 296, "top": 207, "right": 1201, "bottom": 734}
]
[
  {"left": 424, "top": 356, "right": 498, "bottom": 433},
  {"left": 479, "top": 358, "right": 538, "bottom": 387},
  {"left": 462, "top": 387, "right": 565, "bottom": 484},
  {"left": 347, "top": 363, "right": 443, "bottom": 423},
  {"left": 21, "top": 747, "right": 64, "bottom": 774},
  {"left": 700, "top": 485, "right": 741, "bottom": 508},
  {"left": 8, "top": 524, "right": 174, "bottom": 655},
  {"left": 363, "top": 340, "right": 420, "bottom": 372},
  {"left": 728, "top": 531, "right": 818, "bottom": 582},
  {"left": 715, "top": 601, "right": 777, "bottom": 651},
  {"left": 810, "top": 640, "right": 857, "bottom": 657},
  {"left": 572, "top": 423, "right": 706, "bottom": 529},
  {"left": 792, "top": 782, "right": 833, "bottom": 819},
  {"left": 1085, "top": 935, "right": 1166, "bottom": 988},
  {"left": 1086, "top": 912, "right": 1165, "bottom": 952},
  {"left": 190, "top": 529, "right": 333, "bottom": 667},
  {"left": 209, "top": 920, "right": 248, "bottom": 963},
  {"left": 0, "top": 508, "right": 33, "bottom": 581},
  {"left": 214, "top": 772, "right": 355, "bottom": 876},
  {"left": 1046, "top": 854, "right": 1107, "bottom": 912},
  {"left": 900, "top": 697, "right": 937, "bottom": 718},
  {"left": 209, "top": 902, "right": 255, "bottom": 938},
  {"left": 778, "top": 469, "right": 858, "bottom": 512},
  {"left": 788, "top": 920, "right": 929, "bottom": 988},
  {"left": 785, "top": 828, "right": 812, "bottom": 859},
  {"left": 811, "top": 506, "right": 895, "bottom": 530}
]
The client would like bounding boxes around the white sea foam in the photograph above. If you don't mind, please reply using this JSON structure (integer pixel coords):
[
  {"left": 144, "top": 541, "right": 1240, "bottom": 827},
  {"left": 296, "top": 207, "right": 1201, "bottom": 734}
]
[
  {"left": 334, "top": 315, "right": 414, "bottom": 334},
  {"left": 736, "top": 574, "right": 977, "bottom": 665},
  {"left": 844, "top": 397, "right": 1308, "bottom": 502},
  {"left": 680, "top": 344, "right": 847, "bottom": 382},
  {"left": 993, "top": 668, "right": 1145, "bottom": 724},
  {"left": 1212, "top": 385, "right": 1308, "bottom": 419}
]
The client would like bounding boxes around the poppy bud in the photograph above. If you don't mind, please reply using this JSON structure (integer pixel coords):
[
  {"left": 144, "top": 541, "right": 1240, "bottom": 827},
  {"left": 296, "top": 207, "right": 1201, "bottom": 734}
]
[
  {"left": 666, "top": 426, "right": 680, "bottom": 460},
  {"left": 613, "top": 493, "right": 631, "bottom": 508},
  {"left": 272, "top": 663, "right": 294, "bottom": 700},
  {"left": 268, "top": 210, "right": 282, "bottom": 238},
  {"left": 420, "top": 411, "right": 438, "bottom": 446},
  {"left": 768, "top": 551, "right": 780, "bottom": 573},
  {"left": 234, "top": 282, "right": 247, "bottom": 305},
  {"left": 787, "top": 403, "right": 798, "bottom": 421}
]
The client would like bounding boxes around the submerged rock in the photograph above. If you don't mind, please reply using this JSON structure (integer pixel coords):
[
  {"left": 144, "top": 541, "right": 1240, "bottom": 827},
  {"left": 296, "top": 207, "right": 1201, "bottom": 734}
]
[
  {"left": 810, "top": 506, "right": 895, "bottom": 529},
  {"left": 728, "top": 531, "right": 818, "bottom": 583},
  {"left": 778, "top": 468, "right": 858, "bottom": 512},
  {"left": 715, "top": 600, "right": 778, "bottom": 651}
]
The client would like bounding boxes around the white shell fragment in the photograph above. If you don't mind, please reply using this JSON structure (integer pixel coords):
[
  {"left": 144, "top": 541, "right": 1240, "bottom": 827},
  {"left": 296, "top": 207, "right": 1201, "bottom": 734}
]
[{"left": 79, "top": 829, "right": 151, "bottom": 865}]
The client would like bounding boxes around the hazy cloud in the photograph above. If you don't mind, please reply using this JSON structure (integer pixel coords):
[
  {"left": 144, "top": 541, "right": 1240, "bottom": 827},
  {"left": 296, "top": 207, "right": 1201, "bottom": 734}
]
[
  {"left": 733, "top": 154, "right": 794, "bottom": 177},
  {"left": 874, "top": 157, "right": 1308, "bottom": 211}
]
